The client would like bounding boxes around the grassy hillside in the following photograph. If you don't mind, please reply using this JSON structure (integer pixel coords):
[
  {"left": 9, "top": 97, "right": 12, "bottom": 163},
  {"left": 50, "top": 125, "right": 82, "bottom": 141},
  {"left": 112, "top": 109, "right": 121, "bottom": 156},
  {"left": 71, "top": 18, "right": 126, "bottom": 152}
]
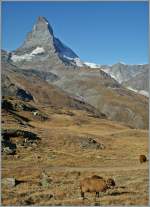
[{"left": 2, "top": 97, "right": 148, "bottom": 205}]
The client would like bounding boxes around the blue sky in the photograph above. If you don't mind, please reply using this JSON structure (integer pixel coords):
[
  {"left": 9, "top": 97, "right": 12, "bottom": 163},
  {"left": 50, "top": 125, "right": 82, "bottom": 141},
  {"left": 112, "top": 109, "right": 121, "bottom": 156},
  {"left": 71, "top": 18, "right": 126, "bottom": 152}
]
[{"left": 2, "top": 1, "right": 148, "bottom": 65}]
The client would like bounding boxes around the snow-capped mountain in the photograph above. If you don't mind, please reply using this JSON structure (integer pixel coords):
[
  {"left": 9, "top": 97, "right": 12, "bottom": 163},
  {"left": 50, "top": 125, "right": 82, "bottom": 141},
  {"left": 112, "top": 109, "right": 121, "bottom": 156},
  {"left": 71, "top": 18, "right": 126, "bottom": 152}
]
[
  {"left": 100, "top": 62, "right": 148, "bottom": 84},
  {"left": 10, "top": 16, "right": 84, "bottom": 69},
  {"left": 11, "top": 47, "right": 45, "bottom": 62},
  {"left": 123, "top": 67, "right": 149, "bottom": 96},
  {"left": 9, "top": 16, "right": 148, "bottom": 97},
  {"left": 2, "top": 16, "right": 149, "bottom": 129},
  {"left": 100, "top": 62, "right": 149, "bottom": 96}
]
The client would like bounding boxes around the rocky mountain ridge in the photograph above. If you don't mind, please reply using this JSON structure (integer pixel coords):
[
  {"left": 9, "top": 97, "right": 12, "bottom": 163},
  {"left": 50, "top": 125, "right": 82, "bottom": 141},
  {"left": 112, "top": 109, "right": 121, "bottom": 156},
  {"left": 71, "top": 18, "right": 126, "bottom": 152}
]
[{"left": 100, "top": 62, "right": 149, "bottom": 95}]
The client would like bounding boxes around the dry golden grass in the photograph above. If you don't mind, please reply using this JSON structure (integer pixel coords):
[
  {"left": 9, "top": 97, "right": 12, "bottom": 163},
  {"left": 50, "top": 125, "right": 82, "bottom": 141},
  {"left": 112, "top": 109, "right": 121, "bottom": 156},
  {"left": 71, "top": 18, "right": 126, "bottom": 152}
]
[{"left": 1, "top": 102, "right": 149, "bottom": 205}]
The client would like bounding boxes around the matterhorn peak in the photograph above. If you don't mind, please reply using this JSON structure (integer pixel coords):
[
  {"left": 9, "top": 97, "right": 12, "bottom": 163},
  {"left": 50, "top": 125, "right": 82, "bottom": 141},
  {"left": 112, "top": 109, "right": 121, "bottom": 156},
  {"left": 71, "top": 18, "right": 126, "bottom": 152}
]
[
  {"left": 34, "top": 16, "right": 54, "bottom": 36},
  {"left": 37, "top": 16, "right": 48, "bottom": 23},
  {"left": 10, "top": 16, "right": 83, "bottom": 68},
  {"left": 15, "top": 16, "right": 55, "bottom": 52}
]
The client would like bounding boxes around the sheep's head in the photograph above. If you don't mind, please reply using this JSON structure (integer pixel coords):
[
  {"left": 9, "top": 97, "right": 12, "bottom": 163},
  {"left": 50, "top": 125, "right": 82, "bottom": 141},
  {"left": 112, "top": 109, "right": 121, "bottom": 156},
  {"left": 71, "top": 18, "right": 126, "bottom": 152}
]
[{"left": 106, "top": 178, "right": 116, "bottom": 189}]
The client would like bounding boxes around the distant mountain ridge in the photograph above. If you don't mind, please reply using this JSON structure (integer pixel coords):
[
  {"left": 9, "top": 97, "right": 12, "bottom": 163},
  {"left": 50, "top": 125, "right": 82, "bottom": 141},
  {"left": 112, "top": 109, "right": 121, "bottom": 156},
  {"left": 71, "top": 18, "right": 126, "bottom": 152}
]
[{"left": 99, "top": 62, "right": 149, "bottom": 95}]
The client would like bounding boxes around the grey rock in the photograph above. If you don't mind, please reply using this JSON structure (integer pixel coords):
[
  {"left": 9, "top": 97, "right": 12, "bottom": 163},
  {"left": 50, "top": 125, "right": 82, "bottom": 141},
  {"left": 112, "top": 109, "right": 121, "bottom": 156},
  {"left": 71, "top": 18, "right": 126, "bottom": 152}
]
[
  {"left": 2, "top": 147, "right": 16, "bottom": 155},
  {"left": 79, "top": 137, "right": 105, "bottom": 150},
  {"left": 40, "top": 171, "right": 52, "bottom": 188},
  {"left": 2, "top": 178, "right": 16, "bottom": 188}
]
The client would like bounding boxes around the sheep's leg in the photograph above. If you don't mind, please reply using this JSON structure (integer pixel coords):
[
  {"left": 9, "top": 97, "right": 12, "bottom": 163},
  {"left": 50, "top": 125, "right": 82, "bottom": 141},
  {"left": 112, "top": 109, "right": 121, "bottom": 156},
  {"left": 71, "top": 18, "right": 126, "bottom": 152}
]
[
  {"left": 94, "top": 193, "right": 97, "bottom": 202},
  {"left": 97, "top": 192, "right": 100, "bottom": 197},
  {"left": 81, "top": 191, "right": 85, "bottom": 200}
]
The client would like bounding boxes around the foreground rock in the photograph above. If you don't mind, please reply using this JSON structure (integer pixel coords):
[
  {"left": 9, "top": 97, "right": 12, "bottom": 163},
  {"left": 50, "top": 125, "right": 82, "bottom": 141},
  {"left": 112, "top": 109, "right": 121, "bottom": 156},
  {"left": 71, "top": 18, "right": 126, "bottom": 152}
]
[
  {"left": 2, "top": 129, "right": 39, "bottom": 155},
  {"left": 2, "top": 178, "right": 16, "bottom": 188}
]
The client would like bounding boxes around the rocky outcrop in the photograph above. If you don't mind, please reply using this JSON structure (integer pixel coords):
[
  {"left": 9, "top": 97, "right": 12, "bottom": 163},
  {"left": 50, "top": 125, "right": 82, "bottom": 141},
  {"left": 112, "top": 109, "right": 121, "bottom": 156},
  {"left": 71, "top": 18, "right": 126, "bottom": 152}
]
[
  {"left": 79, "top": 137, "right": 105, "bottom": 150},
  {"left": 2, "top": 129, "right": 38, "bottom": 140},
  {"left": 2, "top": 129, "right": 39, "bottom": 155},
  {"left": 2, "top": 178, "right": 16, "bottom": 188}
]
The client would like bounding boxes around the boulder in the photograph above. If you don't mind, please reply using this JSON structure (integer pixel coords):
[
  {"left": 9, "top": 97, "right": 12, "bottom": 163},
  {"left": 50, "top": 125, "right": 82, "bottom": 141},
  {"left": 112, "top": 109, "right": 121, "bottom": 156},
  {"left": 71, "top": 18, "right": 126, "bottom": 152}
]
[{"left": 2, "top": 178, "right": 16, "bottom": 188}]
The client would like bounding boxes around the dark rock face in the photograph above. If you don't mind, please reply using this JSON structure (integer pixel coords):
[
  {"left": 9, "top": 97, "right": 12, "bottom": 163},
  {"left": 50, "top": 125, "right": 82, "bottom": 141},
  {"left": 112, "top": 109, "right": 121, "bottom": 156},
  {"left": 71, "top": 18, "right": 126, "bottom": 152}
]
[
  {"left": 2, "top": 129, "right": 39, "bottom": 155},
  {"left": 2, "top": 138, "right": 17, "bottom": 155},
  {"left": 2, "top": 129, "right": 38, "bottom": 140},
  {"left": 16, "top": 88, "right": 33, "bottom": 101},
  {"left": 2, "top": 99, "right": 14, "bottom": 111}
]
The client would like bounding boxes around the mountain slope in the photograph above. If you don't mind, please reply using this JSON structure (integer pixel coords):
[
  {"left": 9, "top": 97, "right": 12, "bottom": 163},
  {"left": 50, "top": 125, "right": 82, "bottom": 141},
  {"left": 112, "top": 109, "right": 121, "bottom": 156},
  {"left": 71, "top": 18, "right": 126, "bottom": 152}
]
[
  {"left": 3, "top": 16, "right": 149, "bottom": 129},
  {"left": 2, "top": 53, "right": 104, "bottom": 117},
  {"left": 52, "top": 66, "right": 148, "bottom": 129},
  {"left": 122, "top": 68, "right": 149, "bottom": 95}
]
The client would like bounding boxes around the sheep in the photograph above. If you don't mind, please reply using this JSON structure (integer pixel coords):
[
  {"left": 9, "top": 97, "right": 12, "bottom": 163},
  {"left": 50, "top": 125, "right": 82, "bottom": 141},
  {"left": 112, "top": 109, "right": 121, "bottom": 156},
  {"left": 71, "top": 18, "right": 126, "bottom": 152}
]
[
  {"left": 80, "top": 176, "right": 115, "bottom": 200},
  {"left": 91, "top": 175, "right": 103, "bottom": 179},
  {"left": 139, "top": 155, "right": 147, "bottom": 163}
]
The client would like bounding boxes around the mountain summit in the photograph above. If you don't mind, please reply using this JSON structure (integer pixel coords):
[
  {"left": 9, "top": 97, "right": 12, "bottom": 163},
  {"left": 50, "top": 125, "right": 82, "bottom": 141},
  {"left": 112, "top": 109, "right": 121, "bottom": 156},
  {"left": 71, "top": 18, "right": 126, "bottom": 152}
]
[
  {"left": 19, "top": 16, "right": 54, "bottom": 51},
  {"left": 11, "top": 16, "right": 83, "bottom": 69}
]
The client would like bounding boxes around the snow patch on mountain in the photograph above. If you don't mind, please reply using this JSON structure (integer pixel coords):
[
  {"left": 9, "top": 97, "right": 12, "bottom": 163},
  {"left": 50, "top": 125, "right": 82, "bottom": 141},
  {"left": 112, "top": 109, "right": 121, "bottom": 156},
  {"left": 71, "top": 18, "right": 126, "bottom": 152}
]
[
  {"left": 11, "top": 47, "right": 45, "bottom": 62},
  {"left": 31, "top": 47, "right": 45, "bottom": 55},
  {"left": 139, "top": 90, "right": 149, "bottom": 97},
  {"left": 84, "top": 62, "right": 101, "bottom": 68},
  {"left": 63, "top": 55, "right": 84, "bottom": 67},
  {"left": 73, "top": 58, "right": 84, "bottom": 67},
  {"left": 101, "top": 68, "right": 123, "bottom": 83},
  {"left": 127, "top": 87, "right": 149, "bottom": 97},
  {"left": 11, "top": 54, "right": 33, "bottom": 62}
]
